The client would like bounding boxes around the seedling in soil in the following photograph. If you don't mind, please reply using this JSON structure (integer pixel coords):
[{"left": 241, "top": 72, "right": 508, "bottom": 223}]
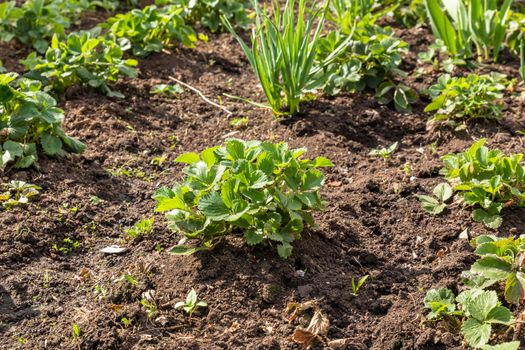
[
  {"left": 150, "top": 83, "right": 184, "bottom": 96},
  {"left": 153, "top": 139, "right": 332, "bottom": 258},
  {"left": 368, "top": 142, "right": 398, "bottom": 160},
  {"left": 0, "top": 181, "right": 41, "bottom": 210},
  {"left": 120, "top": 317, "right": 132, "bottom": 328},
  {"left": 52, "top": 238, "right": 80, "bottom": 254},
  {"left": 89, "top": 196, "right": 102, "bottom": 206},
  {"left": 140, "top": 299, "right": 157, "bottom": 319},
  {"left": 71, "top": 323, "right": 81, "bottom": 339},
  {"left": 229, "top": 117, "right": 249, "bottom": 129},
  {"left": 416, "top": 183, "right": 452, "bottom": 215},
  {"left": 121, "top": 273, "right": 138, "bottom": 287},
  {"left": 175, "top": 289, "right": 207, "bottom": 318},
  {"left": 124, "top": 217, "right": 154, "bottom": 239},
  {"left": 351, "top": 275, "right": 369, "bottom": 296},
  {"left": 150, "top": 154, "right": 168, "bottom": 167}
]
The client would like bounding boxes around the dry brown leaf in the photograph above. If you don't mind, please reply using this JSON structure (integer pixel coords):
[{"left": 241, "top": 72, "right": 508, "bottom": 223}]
[
  {"left": 308, "top": 309, "right": 329, "bottom": 337},
  {"left": 327, "top": 338, "right": 352, "bottom": 349},
  {"left": 292, "top": 328, "right": 318, "bottom": 347}
]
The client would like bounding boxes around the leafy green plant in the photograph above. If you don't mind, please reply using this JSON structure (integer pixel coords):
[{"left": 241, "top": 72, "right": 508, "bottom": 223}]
[
  {"left": 23, "top": 32, "right": 138, "bottom": 97},
  {"left": 468, "top": 235, "right": 525, "bottom": 304},
  {"left": 440, "top": 139, "right": 525, "bottom": 229},
  {"left": 0, "top": 0, "right": 71, "bottom": 53},
  {"left": 150, "top": 83, "right": 184, "bottom": 96},
  {"left": 159, "top": 0, "right": 253, "bottom": 33},
  {"left": 424, "top": 0, "right": 513, "bottom": 61},
  {"left": 368, "top": 142, "right": 398, "bottom": 160},
  {"left": 0, "top": 73, "right": 85, "bottom": 169},
  {"left": 327, "top": 0, "right": 379, "bottom": 32},
  {"left": 175, "top": 289, "right": 207, "bottom": 317},
  {"left": 351, "top": 275, "right": 369, "bottom": 296},
  {"left": 424, "top": 288, "right": 518, "bottom": 349},
  {"left": 102, "top": 5, "right": 197, "bottom": 57},
  {"left": 425, "top": 73, "right": 508, "bottom": 127},
  {"left": 393, "top": 0, "right": 426, "bottom": 28},
  {"left": 319, "top": 24, "right": 417, "bottom": 112},
  {"left": 0, "top": 181, "right": 41, "bottom": 209},
  {"left": 417, "top": 182, "right": 453, "bottom": 215},
  {"left": 223, "top": 0, "right": 351, "bottom": 115},
  {"left": 125, "top": 217, "right": 154, "bottom": 239},
  {"left": 153, "top": 139, "right": 332, "bottom": 258}
]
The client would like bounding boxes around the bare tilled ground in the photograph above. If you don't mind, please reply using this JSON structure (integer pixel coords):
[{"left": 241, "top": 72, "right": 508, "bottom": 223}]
[{"left": 1, "top": 10, "right": 525, "bottom": 350}]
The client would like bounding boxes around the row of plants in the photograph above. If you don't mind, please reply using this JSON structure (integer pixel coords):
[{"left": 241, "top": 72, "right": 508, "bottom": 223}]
[{"left": 0, "top": 0, "right": 256, "bottom": 168}]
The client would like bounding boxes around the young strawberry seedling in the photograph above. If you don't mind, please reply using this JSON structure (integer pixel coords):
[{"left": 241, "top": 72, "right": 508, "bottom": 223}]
[
  {"left": 175, "top": 289, "right": 207, "bottom": 318},
  {"left": 153, "top": 139, "right": 332, "bottom": 258},
  {"left": 368, "top": 142, "right": 398, "bottom": 160}
]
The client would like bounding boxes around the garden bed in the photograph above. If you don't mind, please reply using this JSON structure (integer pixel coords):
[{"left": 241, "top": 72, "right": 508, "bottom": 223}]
[{"left": 1, "top": 4, "right": 525, "bottom": 350}]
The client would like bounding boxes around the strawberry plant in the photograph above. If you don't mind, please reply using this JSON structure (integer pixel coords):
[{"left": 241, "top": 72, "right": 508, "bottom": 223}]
[
  {"left": 468, "top": 235, "right": 525, "bottom": 305},
  {"left": 319, "top": 24, "right": 417, "bottom": 112},
  {"left": 159, "top": 0, "right": 253, "bottom": 33},
  {"left": 223, "top": 0, "right": 350, "bottom": 115},
  {"left": 0, "top": 73, "right": 85, "bottom": 169},
  {"left": 102, "top": 5, "right": 197, "bottom": 57},
  {"left": 0, "top": 0, "right": 71, "bottom": 53},
  {"left": 425, "top": 289, "right": 517, "bottom": 349},
  {"left": 153, "top": 139, "right": 332, "bottom": 258},
  {"left": 425, "top": 74, "right": 508, "bottom": 127},
  {"left": 22, "top": 32, "right": 138, "bottom": 98},
  {"left": 440, "top": 139, "right": 525, "bottom": 229}
]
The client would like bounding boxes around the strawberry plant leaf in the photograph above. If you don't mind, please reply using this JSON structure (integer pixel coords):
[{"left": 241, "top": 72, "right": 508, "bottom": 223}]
[
  {"left": 198, "top": 193, "right": 230, "bottom": 221},
  {"left": 461, "top": 318, "right": 491, "bottom": 348}
]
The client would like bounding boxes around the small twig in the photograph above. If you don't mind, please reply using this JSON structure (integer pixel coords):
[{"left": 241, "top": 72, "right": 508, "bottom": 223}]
[{"left": 168, "top": 75, "right": 232, "bottom": 117}]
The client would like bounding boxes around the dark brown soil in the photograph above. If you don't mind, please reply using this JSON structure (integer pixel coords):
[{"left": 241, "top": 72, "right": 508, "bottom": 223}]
[{"left": 1, "top": 11, "right": 525, "bottom": 350}]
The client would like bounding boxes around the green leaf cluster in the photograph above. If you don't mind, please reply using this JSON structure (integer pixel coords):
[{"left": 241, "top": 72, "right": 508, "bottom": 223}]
[
  {"left": 424, "top": 288, "right": 518, "bottom": 349},
  {"left": 0, "top": 0, "right": 118, "bottom": 53},
  {"left": 0, "top": 180, "right": 41, "bottom": 210},
  {"left": 440, "top": 139, "right": 525, "bottom": 229},
  {"left": 425, "top": 73, "right": 508, "bottom": 126},
  {"left": 157, "top": 0, "right": 253, "bottom": 33},
  {"left": 0, "top": 73, "right": 85, "bottom": 169},
  {"left": 468, "top": 235, "right": 525, "bottom": 305},
  {"left": 319, "top": 23, "right": 417, "bottom": 112},
  {"left": 102, "top": 5, "right": 198, "bottom": 57},
  {"left": 417, "top": 182, "right": 453, "bottom": 215},
  {"left": 153, "top": 139, "right": 332, "bottom": 258},
  {"left": 22, "top": 32, "right": 138, "bottom": 98},
  {"left": 174, "top": 288, "right": 207, "bottom": 317},
  {"left": 223, "top": 0, "right": 351, "bottom": 115},
  {"left": 0, "top": 0, "right": 70, "bottom": 53}
]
